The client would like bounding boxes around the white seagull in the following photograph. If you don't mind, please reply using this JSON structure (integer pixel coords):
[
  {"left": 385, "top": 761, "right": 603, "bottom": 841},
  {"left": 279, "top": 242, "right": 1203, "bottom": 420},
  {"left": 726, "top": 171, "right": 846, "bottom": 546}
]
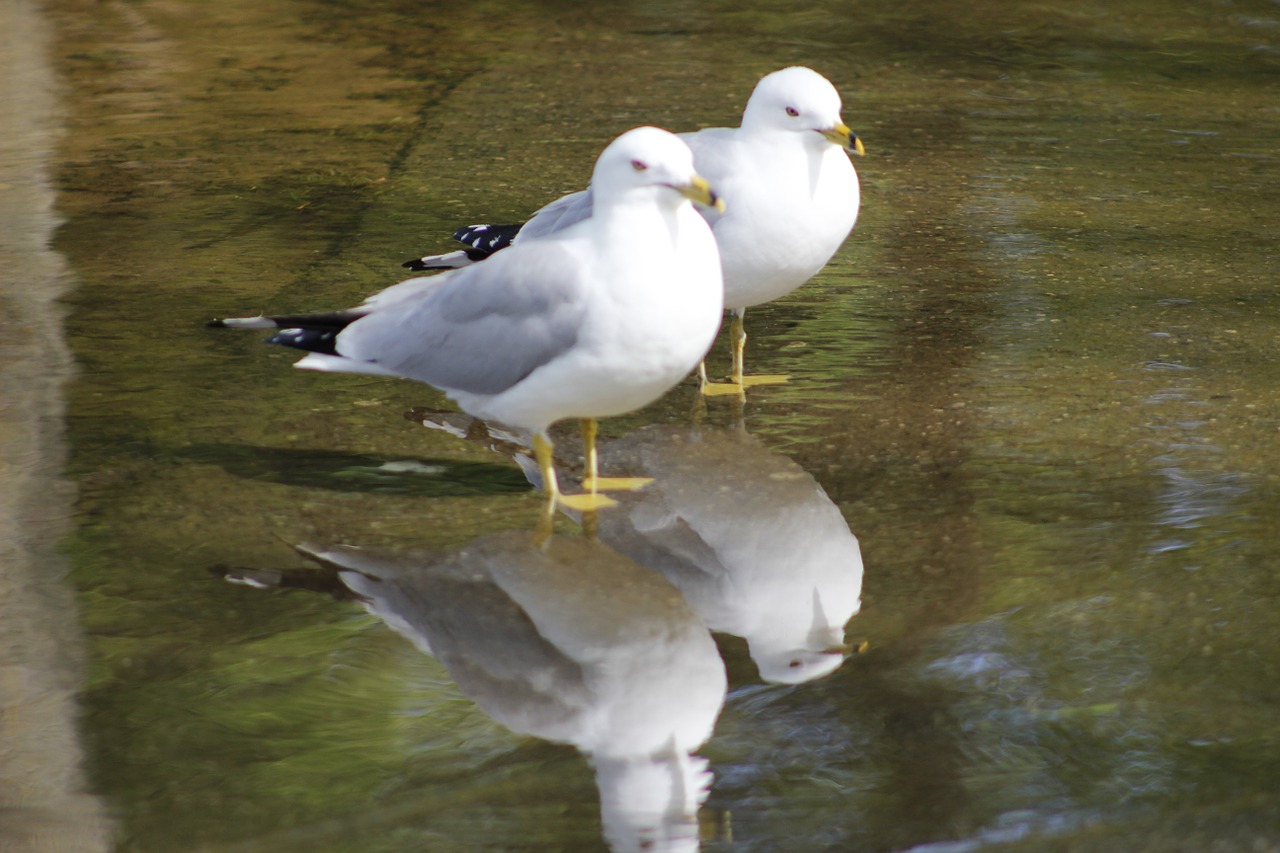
[
  {"left": 210, "top": 126, "right": 724, "bottom": 517},
  {"left": 405, "top": 67, "right": 864, "bottom": 394}
]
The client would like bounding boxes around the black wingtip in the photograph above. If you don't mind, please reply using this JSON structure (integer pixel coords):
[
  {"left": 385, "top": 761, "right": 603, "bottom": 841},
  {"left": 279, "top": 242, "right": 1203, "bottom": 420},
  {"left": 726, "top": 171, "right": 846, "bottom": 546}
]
[
  {"left": 267, "top": 327, "right": 341, "bottom": 355},
  {"left": 402, "top": 259, "right": 429, "bottom": 270},
  {"left": 206, "top": 318, "right": 228, "bottom": 328},
  {"left": 454, "top": 222, "right": 523, "bottom": 254}
]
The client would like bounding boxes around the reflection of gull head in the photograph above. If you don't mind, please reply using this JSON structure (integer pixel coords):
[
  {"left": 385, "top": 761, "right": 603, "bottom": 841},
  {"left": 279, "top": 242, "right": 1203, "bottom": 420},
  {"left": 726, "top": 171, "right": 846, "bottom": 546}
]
[
  {"left": 594, "top": 744, "right": 711, "bottom": 853},
  {"left": 750, "top": 586, "right": 860, "bottom": 685},
  {"left": 754, "top": 647, "right": 846, "bottom": 686}
]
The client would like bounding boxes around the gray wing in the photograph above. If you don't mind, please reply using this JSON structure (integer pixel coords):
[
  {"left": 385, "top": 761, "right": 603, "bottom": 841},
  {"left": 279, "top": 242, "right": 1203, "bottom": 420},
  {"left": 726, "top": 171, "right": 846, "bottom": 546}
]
[
  {"left": 339, "top": 241, "right": 590, "bottom": 395},
  {"left": 519, "top": 188, "right": 595, "bottom": 240}
]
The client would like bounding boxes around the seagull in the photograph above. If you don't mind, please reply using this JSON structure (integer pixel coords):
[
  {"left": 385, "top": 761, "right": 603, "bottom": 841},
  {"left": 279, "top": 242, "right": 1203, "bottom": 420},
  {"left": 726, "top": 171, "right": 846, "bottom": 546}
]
[
  {"left": 209, "top": 126, "right": 724, "bottom": 519},
  {"left": 404, "top": 67, "right": 864, "bottom": 395},
  {"left": 226, "top": 530, "right": 727, "bottom": 853}
]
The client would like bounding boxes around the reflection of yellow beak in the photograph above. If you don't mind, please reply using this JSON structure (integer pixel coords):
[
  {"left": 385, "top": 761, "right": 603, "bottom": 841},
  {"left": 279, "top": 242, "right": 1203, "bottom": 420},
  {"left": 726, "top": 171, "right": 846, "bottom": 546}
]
[
  {"left": 821, "top": 122, "right": 866, "bottom": 156},
  {"left": 824, "top": 639, "right": 869, "bottom": 656},
  {"left": 679, "top": 174, "right": 726, "bottom": 213}
]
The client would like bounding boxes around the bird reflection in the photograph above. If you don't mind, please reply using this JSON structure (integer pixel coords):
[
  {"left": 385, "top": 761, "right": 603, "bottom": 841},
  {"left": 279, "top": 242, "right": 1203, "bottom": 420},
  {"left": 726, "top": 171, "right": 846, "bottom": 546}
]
[
  {"left": 222, "top": 530, "right": 726, "bottom": 853},
  {"left": 413, "top": 414, "right": 865, "bottom": 685}
]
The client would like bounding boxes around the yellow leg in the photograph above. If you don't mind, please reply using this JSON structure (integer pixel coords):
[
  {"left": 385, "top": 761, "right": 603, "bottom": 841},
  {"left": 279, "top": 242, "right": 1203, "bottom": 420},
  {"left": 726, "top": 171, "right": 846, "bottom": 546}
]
[
  {"left": 534, "top": 424, "right": 616, "bottom": 512},
  {"left": 532, "top": 431, "right": 613, "bottom": 541},
  {"left": 701, "top": 314, "right": 745, "bottom": 397},
  {"left": 709, "top": 309, "right": 788, "bottom": 392},
  {"left": 532, "top": 432, "right": 560, "bottom": 498},
  {"left": 532, "top": 432, "right": 560, "bottom": 542},
  {"left": 580, "top": 418, "right": 599, "bottom": 485},
  {"left": 730, "top": 311, "right": 746, "bottom": 385},
  {"left": 578, "top": 417, "right": 652, "bottom": 493},
  {"left": 733, "top": 310, "right": 789, "bottom": 387}
]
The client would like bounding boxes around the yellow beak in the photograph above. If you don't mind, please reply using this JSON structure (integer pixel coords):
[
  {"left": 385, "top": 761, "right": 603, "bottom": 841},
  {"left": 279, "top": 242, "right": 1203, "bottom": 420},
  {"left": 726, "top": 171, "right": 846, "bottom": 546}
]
[
  {"left": 822, "top": 122, "right": 866, "bottom": 156},
  {"left": 678, "top": 174, "right": 726, "bottom": 213}
]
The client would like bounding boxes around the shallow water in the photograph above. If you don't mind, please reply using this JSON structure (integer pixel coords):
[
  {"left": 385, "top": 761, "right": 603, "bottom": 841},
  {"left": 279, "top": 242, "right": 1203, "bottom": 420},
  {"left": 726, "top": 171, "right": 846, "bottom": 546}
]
[{"left": 3, "top": 0, "right": 1279, "bottom": 850}]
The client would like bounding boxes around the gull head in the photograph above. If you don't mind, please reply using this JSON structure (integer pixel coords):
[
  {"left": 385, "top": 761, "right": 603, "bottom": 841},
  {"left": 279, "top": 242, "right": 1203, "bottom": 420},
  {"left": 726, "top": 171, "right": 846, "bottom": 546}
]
[
  {"left": 743, "top": 66, "right": 865, "bottom": 155},
  {"left": 593, "top": 126, "right": 723, "bottom": 211}
]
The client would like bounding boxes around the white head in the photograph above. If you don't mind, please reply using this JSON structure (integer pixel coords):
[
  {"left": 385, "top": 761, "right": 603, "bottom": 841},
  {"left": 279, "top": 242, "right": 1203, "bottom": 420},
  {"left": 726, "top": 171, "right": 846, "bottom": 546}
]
[
  {"left": 591, "top": 126, "right": 722, "bottom": 210},
  {"left": 741, "top": 66, "right": 863, "bottom": 154}
]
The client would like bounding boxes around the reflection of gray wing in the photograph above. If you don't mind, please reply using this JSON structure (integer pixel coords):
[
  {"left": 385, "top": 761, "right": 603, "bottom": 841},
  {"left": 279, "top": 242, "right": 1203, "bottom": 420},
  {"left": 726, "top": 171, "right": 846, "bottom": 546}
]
[
  {"left": 601, "top": 495, "right": 729, "bottom": 585},
  {"left": 339, "top": 241, "right": 589, "bottom": 395},
  {"left": 315, "top": 545, "right": 593, "bottom": 734},
  {"left": 519, "top": 189, "right": 595, "bottom": 240},
  {"left": 388, "top": 566, "right": 592, "bottom": 733}
]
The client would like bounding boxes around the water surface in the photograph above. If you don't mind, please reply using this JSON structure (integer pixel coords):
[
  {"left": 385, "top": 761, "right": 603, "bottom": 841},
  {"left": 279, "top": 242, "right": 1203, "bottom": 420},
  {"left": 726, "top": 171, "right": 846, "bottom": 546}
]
[{"left": 7, "top": 0, "right": 1279, "bottom": 850}]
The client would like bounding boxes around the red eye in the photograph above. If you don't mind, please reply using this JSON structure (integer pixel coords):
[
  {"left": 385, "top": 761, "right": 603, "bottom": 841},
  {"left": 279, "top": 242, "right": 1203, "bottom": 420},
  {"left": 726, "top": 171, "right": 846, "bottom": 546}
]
[
  {"left": 631, "top": 159, "right": 648, "bottom": 171},
  {"left": 786, "top": 106, "right": 800, "bottom": 117}
]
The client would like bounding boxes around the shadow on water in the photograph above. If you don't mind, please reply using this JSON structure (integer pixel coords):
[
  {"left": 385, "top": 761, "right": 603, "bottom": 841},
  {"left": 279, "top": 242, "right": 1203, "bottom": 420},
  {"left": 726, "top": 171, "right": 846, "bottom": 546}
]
[{"left": 178, "top": 443, "right": 531, "bottom": 497}]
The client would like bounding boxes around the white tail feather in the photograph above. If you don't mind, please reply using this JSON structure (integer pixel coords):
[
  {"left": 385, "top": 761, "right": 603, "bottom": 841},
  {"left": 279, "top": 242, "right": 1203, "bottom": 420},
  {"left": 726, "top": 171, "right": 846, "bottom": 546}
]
[{"left": 217, "top": 316, "right": 278, "bottom": 330}]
